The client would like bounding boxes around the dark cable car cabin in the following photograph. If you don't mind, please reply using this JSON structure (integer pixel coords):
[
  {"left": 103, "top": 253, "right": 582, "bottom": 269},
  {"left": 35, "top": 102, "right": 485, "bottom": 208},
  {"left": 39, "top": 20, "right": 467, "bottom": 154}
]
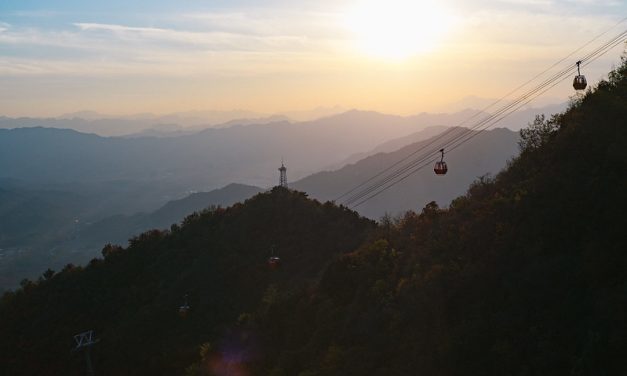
[
  {"left": 268, "top": 256, "right": 282, "bottom": 269},
  {"left": 434, "top": 148, "right": 448, "bottom": 175},
  {"left": 573, "top": 60, "right": 587, "bottom": 90},
  {"left": 179, "top": 294, "right": 190, "bottom": 318},
  {"left": 267, "top": 245, "right": 281, "bottom": 269}
]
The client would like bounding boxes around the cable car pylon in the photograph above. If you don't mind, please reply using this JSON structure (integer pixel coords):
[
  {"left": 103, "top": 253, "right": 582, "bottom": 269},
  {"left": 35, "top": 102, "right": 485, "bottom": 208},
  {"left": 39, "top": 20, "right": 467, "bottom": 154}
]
[{"left": 73, "top": 330, "right": 99, "bottom": 375}]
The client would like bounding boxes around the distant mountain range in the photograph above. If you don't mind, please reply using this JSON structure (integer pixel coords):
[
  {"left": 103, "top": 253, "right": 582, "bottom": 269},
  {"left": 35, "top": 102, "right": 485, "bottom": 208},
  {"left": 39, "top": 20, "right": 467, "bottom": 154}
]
[
  {"left": 1, "top": 103, "right": 565, "bottom": 137},
  {"left": 0, "top": 105, "right": 564, "bottom": 290},
  {"left": 292, "top": 127, "right": 520, "bottom": 218},
  {"left": 74, "top": 126, "right": 520, "bottom": 257},
  {"left": 0, "top": 109, "right": 501, "bottom": 213},
  {"left": 2, "top": 107, "right": 348, "bottom": 137}
]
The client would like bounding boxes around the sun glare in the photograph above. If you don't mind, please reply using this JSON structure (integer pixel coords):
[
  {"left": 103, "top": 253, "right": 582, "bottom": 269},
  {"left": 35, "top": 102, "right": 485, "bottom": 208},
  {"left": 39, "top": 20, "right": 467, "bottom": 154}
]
[{"left": 344, "top": 0, "right": 456, "bottom": 60}]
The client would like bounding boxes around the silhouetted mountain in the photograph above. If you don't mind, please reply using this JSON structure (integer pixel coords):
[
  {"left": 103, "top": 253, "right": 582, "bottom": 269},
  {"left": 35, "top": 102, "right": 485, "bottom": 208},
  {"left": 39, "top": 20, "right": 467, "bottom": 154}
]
[
  {"left": 0, "top": 183, "right": 263, "bottom": 291},
  {"left": 327, "top": 125, "right": 448, "bottom": 169},
  {"left": 80, "top": 183, "right": 264, "bottom": 246},
  {"left": 0, "top": 110, "right": 470, "bottom": 214},
  {"left": 0, "top": 123, "right": 521, "bottom": 290},
  {"left": 0, "top": 116, "right": 158, "bottom": 137},
  {"left": 294, "top": 127, "right": 520, "bottom": 218}
]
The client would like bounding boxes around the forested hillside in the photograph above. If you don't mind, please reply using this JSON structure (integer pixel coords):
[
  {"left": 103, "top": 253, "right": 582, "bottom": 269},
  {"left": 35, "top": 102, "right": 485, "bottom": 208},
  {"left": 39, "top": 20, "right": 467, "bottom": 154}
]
[
  {"left": 0, "top": 188, "right": 374, "bottom": 375},
  {"left": 1, "top": 58, "right": 625, "bottom": 375},
  {"left": 224, "top": 57, "right": 627, "bottom": 375}
]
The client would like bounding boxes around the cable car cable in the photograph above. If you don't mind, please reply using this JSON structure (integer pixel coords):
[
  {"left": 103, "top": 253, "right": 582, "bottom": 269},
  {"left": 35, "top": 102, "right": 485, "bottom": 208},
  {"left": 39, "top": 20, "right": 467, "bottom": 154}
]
[
  {"left": 343, "top": 61, "right": 579, "bottom": 205},
  {"left": 347, "top": 31, "right": 627, "bottom": 208},
  {"left": 341, "top": 28, "right": 627, "bottom": 206},
  {"left": 334, "top": 19, "right": 627, "bottom": 204},
  {"left": 348, "top": 32, "right": 627, "bottom": 208}
]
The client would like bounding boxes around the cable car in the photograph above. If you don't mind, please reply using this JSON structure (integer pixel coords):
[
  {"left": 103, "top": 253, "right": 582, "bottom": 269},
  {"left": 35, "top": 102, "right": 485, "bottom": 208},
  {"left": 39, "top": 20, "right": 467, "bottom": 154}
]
[
  {"left": 267, "top": 246, "right": 281, "bottom": 269},
  {"left": 268, "top": 256, "right": 282, "bottom": 269},
  {"left": 573, "top": 60, "right": 587, "bottom": 90},
  {"left": 179, "top": 294, "right": 190, "bottom": 318},
  {"left": 434, "top": 149, "right": 448, "bottom": 175}
]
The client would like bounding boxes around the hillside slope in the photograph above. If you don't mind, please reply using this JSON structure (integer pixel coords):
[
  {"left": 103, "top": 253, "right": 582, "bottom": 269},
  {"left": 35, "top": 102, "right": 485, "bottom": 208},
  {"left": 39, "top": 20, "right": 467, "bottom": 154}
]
[
  {"left": 227, "top": 57, "right": 627, "bottom": 376},
  {"left": 0, "top": 188, "right": 374, "bottom": 375},
  {"left": 79, "top": 183, "right": 265, "bottom": 247}
]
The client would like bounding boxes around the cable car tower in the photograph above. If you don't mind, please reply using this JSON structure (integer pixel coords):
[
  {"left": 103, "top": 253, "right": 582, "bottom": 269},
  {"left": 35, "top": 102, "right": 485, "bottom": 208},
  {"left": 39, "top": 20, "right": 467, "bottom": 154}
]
[
  {"left": 73, "top": 330, "right": 99, "bottom": 375},
  {"left": 278, "top": 160, "right": 287, "bottom": 188}
]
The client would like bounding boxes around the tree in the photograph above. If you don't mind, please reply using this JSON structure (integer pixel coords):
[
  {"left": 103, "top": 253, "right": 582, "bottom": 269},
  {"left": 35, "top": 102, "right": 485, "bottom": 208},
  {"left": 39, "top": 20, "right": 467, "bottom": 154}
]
[{"left": 518, "top": 114, "right": 561, "bottom": 151}]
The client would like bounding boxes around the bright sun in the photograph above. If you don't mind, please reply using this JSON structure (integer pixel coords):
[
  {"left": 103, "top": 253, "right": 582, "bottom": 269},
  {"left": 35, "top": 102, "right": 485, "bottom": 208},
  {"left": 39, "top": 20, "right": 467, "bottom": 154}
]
[{"left": 344, "top": 0, "right": 456, "bottom": 60}]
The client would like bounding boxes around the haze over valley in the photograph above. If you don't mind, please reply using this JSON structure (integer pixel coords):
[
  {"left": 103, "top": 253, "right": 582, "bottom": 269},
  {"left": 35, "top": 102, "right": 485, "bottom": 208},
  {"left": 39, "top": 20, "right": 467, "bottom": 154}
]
[{"left": 0, "top": 107, "right": 532, "bottom": 290}]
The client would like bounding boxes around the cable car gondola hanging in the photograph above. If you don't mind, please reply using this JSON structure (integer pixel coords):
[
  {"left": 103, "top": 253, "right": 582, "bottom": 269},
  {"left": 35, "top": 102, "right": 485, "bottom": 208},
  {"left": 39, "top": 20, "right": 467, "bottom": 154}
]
[
  {"left": 434, "top": 149, "right": 448, "bottom": 175},
  {"left": 267, "top": 245, "right": 281, "bottom": 269},
  {"left": 573, "top": 60, "right": 587, "bottom": 90},
  {"left": 179, "top": 294, "right": 190, "bottom": 318}
]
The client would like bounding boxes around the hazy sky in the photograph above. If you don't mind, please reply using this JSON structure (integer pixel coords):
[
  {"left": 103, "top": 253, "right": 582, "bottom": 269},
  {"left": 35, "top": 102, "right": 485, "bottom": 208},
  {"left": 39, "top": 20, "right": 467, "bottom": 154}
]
[{"left": 1, "top": 0, "right": 625, "bottom": 117}]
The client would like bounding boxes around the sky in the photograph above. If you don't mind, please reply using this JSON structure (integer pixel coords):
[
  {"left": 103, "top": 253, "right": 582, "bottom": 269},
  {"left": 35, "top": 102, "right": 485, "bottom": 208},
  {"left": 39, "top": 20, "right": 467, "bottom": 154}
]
[{"left": 1, "top": 0, "right": 625, "bottom": 117}]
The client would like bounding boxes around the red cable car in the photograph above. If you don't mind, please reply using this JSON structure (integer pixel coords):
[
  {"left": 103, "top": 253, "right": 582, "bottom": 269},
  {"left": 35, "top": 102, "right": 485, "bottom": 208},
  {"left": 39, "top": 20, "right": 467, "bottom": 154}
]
[
  {"left": 573, "top": 60, "right": 587, "bottom": 91},
  {"left": 434, "top": 148, "right": 448, "bottom": 175}
]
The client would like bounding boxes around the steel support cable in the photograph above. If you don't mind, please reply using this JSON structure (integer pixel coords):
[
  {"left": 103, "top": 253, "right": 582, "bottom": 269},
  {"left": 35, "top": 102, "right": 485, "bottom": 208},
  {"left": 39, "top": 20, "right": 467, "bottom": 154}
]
[
  {"left": 442, "top": 32, "right": 627, "bottom": 159},
  {"left": 342, "top": 29, "right": 627, "bottom": 206},
  {"left": 343, "top": 62, "right": 578, "bottom": 205},
  {"left": 349, "top": 32, "right": 627, "bottom": 208},
  {"left": 344, "top": 65, "right": 577, "bottom": 206},
  {"left": 334, "top": 18, "right": 627, "bottom": 203},
  {"left": 348, "top": 33, "right": 627, "bottom": 208}
]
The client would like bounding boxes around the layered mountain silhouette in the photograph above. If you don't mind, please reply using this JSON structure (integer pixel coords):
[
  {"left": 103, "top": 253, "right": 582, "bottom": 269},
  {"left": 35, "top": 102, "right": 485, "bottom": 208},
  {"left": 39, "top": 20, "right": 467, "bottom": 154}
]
[
  {"left": 293, "top": 127, "right": 520, "bottom": 218},
  {"left": 0, "top": 107, "right": 561, "bottom": 291},
  {"left": 1, "top": 58, "right": 625, "bottom": 374},
  {"left": 80, "top": 183, "right": 264, "bottom": 246},
  {"left": 0, "top": 125, "right": 520, "bottom": 290}
]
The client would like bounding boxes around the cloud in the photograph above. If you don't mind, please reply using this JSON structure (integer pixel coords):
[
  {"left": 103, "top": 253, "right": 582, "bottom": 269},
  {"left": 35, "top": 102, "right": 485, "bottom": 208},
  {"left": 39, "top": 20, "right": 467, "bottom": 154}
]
[
  {"left": 0, "top": 5, "right": 622, "bottom": 79},
  {"left": 0, "top": 16, "right": 345, "bottom": 77},
  {"left": 73, "top": 22, "right": 330, "bottom": 52},
  {"left": 183, "top": 9, "right": 346, "bottom": 39}
]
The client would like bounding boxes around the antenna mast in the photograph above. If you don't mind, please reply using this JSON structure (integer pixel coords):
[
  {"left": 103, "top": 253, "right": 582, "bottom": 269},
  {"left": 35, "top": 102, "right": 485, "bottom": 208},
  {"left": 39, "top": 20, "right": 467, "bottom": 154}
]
[{"left": 278, "top": 159, "right": 287, "bottom": 188}]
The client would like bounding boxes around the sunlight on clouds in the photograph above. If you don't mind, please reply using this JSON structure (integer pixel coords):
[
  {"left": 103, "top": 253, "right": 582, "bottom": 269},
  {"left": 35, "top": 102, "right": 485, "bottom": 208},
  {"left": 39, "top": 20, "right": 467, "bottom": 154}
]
[
  {"left": 343, "top": 0, "right": 457, "bottom": 60},
  {"left": 0, "top": 1, "right": 625, "bottom": 117}
]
